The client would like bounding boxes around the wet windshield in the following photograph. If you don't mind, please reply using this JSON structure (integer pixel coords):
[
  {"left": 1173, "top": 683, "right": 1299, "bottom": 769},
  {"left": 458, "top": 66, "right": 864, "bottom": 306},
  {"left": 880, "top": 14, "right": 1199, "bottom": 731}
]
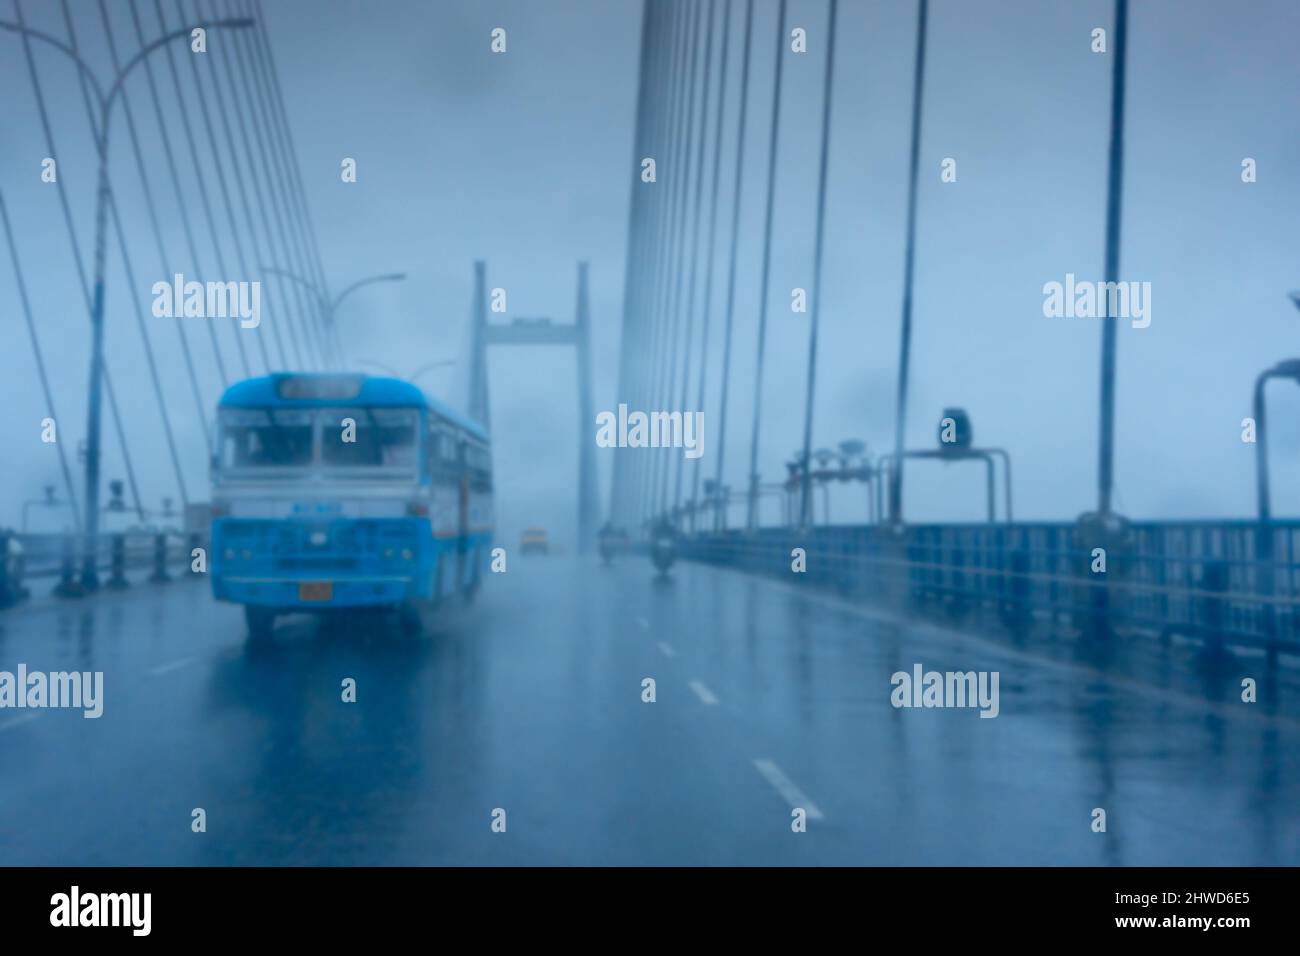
[
  {"left": 319, "top": 408, "right": 419, "bottom": 475},
  {"left": 219, "top": 408, "right": 314, "bottom": 473}
]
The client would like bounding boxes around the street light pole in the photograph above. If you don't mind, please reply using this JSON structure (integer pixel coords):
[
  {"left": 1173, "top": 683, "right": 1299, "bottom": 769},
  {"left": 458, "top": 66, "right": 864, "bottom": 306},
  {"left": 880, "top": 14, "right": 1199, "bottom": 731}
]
[
  {"left": 263, "top": 266, "right": 406, "bottom": 369},
  {"left": 1, "top": 15, "right": 255, "bottom": 591},
  {"left": 1096, "top": 0, "right": 1129, "bottom": 517}
]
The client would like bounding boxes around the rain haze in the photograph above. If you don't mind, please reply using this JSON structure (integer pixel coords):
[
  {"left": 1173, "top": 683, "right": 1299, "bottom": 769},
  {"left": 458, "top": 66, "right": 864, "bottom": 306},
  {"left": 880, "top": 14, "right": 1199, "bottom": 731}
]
[
  {"left": 4, "top": 0, "right": 1299, "bottom": 540},
  {"left": 0, "top": 0, "right": 1299, "bottom": 882}
]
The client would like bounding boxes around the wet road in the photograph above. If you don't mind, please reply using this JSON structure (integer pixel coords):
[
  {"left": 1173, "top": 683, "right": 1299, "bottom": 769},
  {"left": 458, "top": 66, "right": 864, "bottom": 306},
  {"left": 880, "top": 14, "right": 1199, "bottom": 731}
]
[{"left": 1, "top": 555, "right": 1298, "bottom": 865}]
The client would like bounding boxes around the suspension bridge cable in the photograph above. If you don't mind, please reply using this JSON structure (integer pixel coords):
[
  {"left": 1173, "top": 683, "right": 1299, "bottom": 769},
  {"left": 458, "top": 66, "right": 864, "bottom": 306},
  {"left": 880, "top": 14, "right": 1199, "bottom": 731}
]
[
  {"left": 63, "top": 2, "right": 191, "bottom": 509},
  {"left": 653, "top": 0, "right": 704, "bottom": 517},
  {"left": 151, "top": 0, "right": 254, "bottom": 378},
  {"left": 672, "top": 0, "right": 718, "bottom": 515},
  {"left": 888, "top": 0, "right": 929, "bottom": 524},
  {"left": 658, "top": 0, "right": 705, "bottom": 516},
  {"left": 12, "top": 0, "right": 146, "bottom": 521},
  {"left": 125, "top": 0, "right": 231, "bottom": 387},
  {"left": 64, "top": 0, "right": 192, "bottom": 509},
  {"left": 711, "top": 0, "right": 755, "bottom": 532},
  {"left": 185, "top": 0, "right": 293, "bottom": 370},
  {"left": 173, "top": 0, "right": 273, "bottom": 375},
  {"left": 637, "top": 0, "right": 689, "bottom": 528},
  {"left": 0, "top": 188, "right": 83, "bottom": 531},
  {"left": 245, "top": 0, "right": 340, "bottom": 366},
  {"left": 93, "top": 0, "right": 211, "bottom": 450},
  {"left": 633, "top": 0, "right": 679, "bottom": 528},
  {"left": 611, "top": 0, "right": 661, "bottom": 527},
  {"left": 204, "top": 0, "right": 314, "bottom": 370},
  {"left": 230, "top": 0, "right": 330, "bottom": 369},
  {"left": 645, "top": 0, "right": 694, "bottom": 522},
  {"left": 743, "top": 0, "right": 788, "bottom": 531},
  {"left": 689, "top": 0, "right": 734, "bottom": 531},
  {"left": 216, "top": 0, "right": 325, "bottom": 370},
  {"left": 797, "top": 0, "right": 839, "bottom": 529}
]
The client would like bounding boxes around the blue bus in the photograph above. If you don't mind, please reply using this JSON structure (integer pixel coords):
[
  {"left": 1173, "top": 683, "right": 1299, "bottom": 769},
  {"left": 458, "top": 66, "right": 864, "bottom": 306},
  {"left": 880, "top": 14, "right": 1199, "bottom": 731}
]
[{"left": 209, "top": 373, "right": 493, "bottom": 639}]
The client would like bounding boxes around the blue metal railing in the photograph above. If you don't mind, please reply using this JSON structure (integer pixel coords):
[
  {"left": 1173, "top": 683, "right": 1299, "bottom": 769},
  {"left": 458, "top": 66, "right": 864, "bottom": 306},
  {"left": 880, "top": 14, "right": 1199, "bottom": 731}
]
[
  {"left": 0, "top": 530, "right": 208, "bottom": 606},
  {"left": 680, "top": 520, "right": 1300, "bottom": 658}
]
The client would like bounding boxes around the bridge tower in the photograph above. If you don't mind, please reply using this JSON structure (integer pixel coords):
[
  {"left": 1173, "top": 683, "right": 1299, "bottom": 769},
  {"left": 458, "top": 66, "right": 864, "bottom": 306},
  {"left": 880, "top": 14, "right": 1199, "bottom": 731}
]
[{"left": 468, "top": 260, "right": 601, "bottom": 554}]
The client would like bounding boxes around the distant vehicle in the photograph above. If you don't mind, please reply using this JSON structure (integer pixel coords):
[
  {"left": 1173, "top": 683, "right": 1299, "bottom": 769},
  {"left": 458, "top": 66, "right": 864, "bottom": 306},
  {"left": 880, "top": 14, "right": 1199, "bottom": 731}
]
[
  {"left": 209, "top": 373, "right": 493, "bottom": 640},
  {"left": 520, "top": 527, "right": 549, "bottom": 555},
  {"left": 650, "top": 519, "right": 676, "bottom": 575}
]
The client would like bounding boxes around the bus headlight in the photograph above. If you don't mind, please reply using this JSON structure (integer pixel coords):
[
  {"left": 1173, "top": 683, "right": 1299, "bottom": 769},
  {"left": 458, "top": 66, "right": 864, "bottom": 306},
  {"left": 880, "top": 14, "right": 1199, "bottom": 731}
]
[
  {"left": 240, "top": 550, "right": 252, "bottom": 561},
  {"left": 401, "top": 548, "right": 414, "bottom": 561},
  {"left": 223, "top": 548, "right": 235, "bottom": 560}
]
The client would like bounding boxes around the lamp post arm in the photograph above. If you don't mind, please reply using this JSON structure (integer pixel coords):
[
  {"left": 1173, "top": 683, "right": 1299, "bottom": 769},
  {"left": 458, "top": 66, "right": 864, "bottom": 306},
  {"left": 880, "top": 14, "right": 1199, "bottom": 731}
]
[
  {"left": 331, "top": 273, "right": 407, "bottom": 314},
  {"left": 104, "top": 20, "right": 254, "bottom": 125},
  {"left": 262, "top": 265, "right": 329, "bottom": 314},
  {"left": 0, "top": 20, "right": 105, "bottom": 112}
]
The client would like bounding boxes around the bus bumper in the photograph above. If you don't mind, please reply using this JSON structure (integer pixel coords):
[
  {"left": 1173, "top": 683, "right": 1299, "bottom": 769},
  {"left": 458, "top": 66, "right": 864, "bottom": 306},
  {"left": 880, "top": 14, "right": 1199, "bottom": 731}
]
[{"left": 213, "top": 575, "right": 421, "bottom": 609}]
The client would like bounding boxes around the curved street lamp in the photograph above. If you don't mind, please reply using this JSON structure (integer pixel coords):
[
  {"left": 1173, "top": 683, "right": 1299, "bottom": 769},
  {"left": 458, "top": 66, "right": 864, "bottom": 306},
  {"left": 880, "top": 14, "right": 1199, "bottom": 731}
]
[
  {"left": 262, "top": 266, "right": 406, "bottom": 369},
  {"left": 1, "top": 13, "right": 256, "bottom": 590},
  {"left": 355, "top": 358, "right": 454, "bottom": 385}
]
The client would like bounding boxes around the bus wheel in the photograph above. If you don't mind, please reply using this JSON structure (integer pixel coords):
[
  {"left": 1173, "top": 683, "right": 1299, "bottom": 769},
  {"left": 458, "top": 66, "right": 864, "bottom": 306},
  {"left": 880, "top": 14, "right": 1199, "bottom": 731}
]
[
  {"left": 244, "top": 606, "right": 276, "bottom": 643},
  {"left": 462, "top": 553, "right": 481, "bottom": 605}
]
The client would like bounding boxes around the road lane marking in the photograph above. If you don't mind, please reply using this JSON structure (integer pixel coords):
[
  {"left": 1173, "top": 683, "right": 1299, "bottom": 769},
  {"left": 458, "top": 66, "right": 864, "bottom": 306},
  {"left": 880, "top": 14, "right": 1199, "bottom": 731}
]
[
  {"left": 636, "top": 617, "right": 650, "bottom": 630},
  {"left": 688, "top": 680, "right": 718, "bottom": 705},
  {"left": 147, "top": 658, "right": 194, "bottom": 677},
  {"left": 753, "top": 758, "right": 825, "bottom": 821},
  {"left": 0, "top": 713, "right": 41, "bottom": 733},
  {"left": 657, "top": 642, "right": 676, "bottom": 658}
]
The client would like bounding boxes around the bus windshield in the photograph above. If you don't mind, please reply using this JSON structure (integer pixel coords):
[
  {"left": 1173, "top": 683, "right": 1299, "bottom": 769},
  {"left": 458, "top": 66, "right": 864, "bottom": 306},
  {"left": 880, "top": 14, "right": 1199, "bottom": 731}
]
[
  {"left": 320, "top": 408, "right": 419, "bottom": 476},
  {"left": 219, "top": 408, "right": 314, "bottom": 474}
]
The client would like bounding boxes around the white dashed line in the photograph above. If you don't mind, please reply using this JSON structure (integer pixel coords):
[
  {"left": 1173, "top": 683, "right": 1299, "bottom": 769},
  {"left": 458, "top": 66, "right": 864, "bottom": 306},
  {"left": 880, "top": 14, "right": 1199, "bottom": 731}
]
[
  {"left": 636, "top": 617, "right": 650, "bottom": 631},
  {"left": 0, "top": 713, "right": 41, "bottom": 733},
  {"left": 688, "top": 680, "right": 718, "bottom": 705},
  {"left": 657, "top": 641, "right": 676, "bottom": 658},
  {"left": 753, "top": 758, "right": 825, "bottom": 821},
  {"left": 147, "top": 658, "right": 194, "bottom": 677}
]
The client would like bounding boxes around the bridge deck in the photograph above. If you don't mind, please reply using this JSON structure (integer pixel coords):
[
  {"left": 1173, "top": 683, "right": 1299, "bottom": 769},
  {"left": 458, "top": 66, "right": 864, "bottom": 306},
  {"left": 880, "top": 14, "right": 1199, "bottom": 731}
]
[{"left": 1, "top": 557, "right": 1296, "bottom": 865}]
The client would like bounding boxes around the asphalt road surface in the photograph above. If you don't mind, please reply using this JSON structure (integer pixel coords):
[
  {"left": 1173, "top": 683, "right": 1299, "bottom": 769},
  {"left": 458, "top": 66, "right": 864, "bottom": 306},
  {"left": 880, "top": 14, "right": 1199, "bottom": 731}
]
[{"left": 1, "top": 555, "right": 1297, "bottom": 865}]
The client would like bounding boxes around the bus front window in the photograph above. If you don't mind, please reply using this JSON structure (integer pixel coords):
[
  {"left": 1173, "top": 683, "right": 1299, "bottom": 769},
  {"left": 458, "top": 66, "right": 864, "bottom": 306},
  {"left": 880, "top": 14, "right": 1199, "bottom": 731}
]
[
  {"left": 219, "top": 408, "right": 315, "bottom": 475},
  {"left": 320, "top": 408, "right": 418, "bottom": 476}
]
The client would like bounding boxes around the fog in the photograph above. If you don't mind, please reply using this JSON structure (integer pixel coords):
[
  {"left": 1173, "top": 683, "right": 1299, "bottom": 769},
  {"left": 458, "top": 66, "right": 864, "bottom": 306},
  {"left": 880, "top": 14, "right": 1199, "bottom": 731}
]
[{"left": 2, "top": 0, "right": 1299, "bottom": 544}]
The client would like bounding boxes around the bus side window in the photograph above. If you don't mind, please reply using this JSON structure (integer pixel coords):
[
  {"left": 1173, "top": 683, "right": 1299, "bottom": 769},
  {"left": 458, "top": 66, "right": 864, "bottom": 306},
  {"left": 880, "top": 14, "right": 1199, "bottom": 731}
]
[
  {"left": 437, "top": 428, "right": 460, "bottom": 485},
  {"left": 422, "top": 423, "right": 438, "bottom": 483}
]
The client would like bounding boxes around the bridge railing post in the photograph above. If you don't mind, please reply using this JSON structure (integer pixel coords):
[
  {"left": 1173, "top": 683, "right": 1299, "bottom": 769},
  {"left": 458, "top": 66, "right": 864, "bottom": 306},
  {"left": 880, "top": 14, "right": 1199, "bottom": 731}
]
[
  {"left": 1197, "top": 557, "right": 1230, "bottom": 661},
  {"left": 150, "top": 532, "right": 171, "bottom": 583},
  {"left": 107, "top": 533, "right": 130, "bottom": 590},
  {"left": 53, "top": 533, "right": 85, "bottom": 598}
]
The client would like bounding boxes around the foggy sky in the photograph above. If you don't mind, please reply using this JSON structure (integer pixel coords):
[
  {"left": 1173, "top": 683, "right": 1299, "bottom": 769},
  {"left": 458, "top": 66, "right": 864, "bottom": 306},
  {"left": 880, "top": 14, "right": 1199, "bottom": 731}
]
[{"left": 2, "top": 0, "right": 1298, "bottom": 542}]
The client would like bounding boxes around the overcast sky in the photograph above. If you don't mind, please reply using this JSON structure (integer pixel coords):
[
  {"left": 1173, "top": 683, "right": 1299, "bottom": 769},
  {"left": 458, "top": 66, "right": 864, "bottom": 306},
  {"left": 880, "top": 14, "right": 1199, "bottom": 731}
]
[{"left": 2, "top": 0, "right": 1298, "bottom": 541}]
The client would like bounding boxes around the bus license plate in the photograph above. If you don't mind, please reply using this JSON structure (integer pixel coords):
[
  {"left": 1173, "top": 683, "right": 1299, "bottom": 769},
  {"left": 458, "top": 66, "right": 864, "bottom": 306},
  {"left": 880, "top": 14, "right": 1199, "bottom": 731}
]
[{"left": 299, "top": 581, "right": 333, "bottom": 601}]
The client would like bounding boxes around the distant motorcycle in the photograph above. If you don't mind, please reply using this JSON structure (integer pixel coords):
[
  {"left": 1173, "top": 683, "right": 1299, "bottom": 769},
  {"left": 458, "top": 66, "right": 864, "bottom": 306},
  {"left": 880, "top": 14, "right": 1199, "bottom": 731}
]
[
  {"left": 598, "top": 534, "right": 616, "bottom": 567},
  {"left": 650, "top": 526, "right": 676, "bottom": 575}
]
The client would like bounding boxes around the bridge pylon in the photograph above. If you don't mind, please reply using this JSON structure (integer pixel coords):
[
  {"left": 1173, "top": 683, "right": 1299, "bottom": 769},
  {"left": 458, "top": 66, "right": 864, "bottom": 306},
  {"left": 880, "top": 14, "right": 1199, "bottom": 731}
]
[{"left": 468, "top": 260, "right": 601, "bottom": 554}]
